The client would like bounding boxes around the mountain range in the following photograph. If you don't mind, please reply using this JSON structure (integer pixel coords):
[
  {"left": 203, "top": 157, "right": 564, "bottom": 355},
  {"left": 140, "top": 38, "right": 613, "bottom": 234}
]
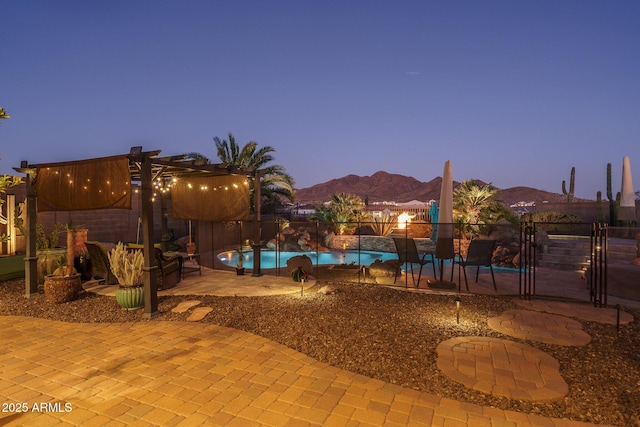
[{"left": 294, "top": 171, "right": 577, "bottom": 205}]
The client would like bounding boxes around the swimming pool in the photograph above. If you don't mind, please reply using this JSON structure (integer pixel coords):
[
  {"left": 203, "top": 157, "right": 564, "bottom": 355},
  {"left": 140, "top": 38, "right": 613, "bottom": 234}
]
[{"left": 217, "top": 250, "right": 399, "bottom": 269}]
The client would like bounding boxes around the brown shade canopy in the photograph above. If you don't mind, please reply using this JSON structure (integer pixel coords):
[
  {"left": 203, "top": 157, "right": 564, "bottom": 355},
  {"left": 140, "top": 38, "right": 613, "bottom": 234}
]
[
  {"left": 171, "top": 174, "right": 251, "bottom": 221},
  {"left": 35, "top": 155, "right": 132, "bottom": 212}
]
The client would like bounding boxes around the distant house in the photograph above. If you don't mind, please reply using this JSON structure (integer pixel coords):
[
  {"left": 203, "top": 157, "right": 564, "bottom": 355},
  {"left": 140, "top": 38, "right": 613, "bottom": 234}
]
[
  {"left": 510, "top": 201, "right": 536, "bottom": 216},
  {"left": 366, "top": 200, "right": 436, "bottom": 222}
]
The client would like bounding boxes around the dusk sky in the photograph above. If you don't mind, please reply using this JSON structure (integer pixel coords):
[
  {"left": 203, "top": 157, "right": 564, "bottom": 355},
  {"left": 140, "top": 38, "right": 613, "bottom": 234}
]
[{"left": 2, "top": 1, "right": 638, "bottom": 200}]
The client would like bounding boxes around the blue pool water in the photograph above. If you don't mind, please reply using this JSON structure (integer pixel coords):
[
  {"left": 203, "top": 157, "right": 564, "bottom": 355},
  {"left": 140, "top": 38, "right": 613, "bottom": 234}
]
[{"left": 217, "top": 250, "right": 399, "bottom": 269}]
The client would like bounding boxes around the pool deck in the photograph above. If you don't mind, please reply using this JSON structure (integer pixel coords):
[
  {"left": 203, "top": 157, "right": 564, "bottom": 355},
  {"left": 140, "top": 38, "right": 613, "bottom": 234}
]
[{"left": 89, "top": 262, "right": 640, "bottom": 310}]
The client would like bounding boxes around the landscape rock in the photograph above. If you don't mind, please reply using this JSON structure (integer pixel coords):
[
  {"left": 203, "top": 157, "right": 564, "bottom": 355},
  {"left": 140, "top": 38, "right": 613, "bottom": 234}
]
[
  {"left": 368, "top": 259, "right": 398, "bottom": 279},
  {"left": 286, "top": 255, "right": 313, "bottom": 274}
]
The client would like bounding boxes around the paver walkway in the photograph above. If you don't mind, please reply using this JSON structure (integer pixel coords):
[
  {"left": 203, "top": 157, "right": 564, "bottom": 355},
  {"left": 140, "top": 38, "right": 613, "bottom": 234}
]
[
  {"left": 437, "top": 300, "right": 627, "bottom": 405},
  {"left": 513, "top": 299, "right": 634, "bottom": 325},
  {"left": 487, "top": 309, "right": 591, "bottom": 346},
  {"left": 0, "top": 316, "right": 608, "bottom": 426},
  {"left": 436, "top": 336, "right": 569, "bottom": 402}
]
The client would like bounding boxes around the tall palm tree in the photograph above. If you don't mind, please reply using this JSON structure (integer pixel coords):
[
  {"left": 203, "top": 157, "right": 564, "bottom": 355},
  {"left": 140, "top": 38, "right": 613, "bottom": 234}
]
[{"left": 185, "top": 133, "right": 295, "bottom": 210}]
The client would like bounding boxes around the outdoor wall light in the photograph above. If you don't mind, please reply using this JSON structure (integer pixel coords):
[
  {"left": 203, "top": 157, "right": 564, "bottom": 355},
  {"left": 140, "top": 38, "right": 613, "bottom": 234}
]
[{"left": 455, "top": 296, "right": 461, "bottom": 324}]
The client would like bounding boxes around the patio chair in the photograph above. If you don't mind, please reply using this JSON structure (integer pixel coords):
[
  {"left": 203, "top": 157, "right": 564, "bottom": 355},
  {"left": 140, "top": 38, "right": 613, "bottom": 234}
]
[
  {"left": 154, "top": 248, "right": 183, "bottom": 290},
  {"left": 392, "top": 237, "right": 437, "bottom": 287},
  {"left": 453, "top": 239, "right": 497, "bottom": 291},
  {"left": 85, "top": 241, "right": 119, "bottom": 285}
]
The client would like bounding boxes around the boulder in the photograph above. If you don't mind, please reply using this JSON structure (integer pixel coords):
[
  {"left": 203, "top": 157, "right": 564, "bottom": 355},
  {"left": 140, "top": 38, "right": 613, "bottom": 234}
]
[
  {"left": 368, "top": 259, "right": 398, "bottom": 279},
  {"left": 317, "top": 285, "right": 338, "bottom": 295},
  {"left": 286, "top": 255, "right": 313, "bottom": 274},
  {"left": 266, "top": 239, "right": 277, "bottom": 250}
]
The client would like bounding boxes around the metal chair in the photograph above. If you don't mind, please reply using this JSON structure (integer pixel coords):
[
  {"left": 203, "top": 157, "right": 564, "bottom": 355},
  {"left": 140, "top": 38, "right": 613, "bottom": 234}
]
[
  {"left": 392, "top": 237, "right": 437, "bottom": 287},
  {"left": 453, "top": 239, "right": 497, "bottom": 291}
]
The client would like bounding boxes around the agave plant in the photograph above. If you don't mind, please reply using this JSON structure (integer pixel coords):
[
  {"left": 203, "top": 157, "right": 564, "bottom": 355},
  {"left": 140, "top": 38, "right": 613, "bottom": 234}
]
[
  {"left": 369, "top": 213, "right": 396, "bottom": 237},
  {"left": 107, "top": 242, "right": 144, "bottom": 287}
]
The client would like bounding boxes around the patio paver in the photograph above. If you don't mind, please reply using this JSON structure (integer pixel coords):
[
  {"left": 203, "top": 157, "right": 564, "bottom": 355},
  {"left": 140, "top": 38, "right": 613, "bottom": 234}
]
[
  {"left": 0, "top": 316, "right": 606, "bottom": 426},
  {"left": 436, "top": 336, "right": 569, "bottom": 401},
  {"left": 487, "top": 309, "right": 592, "bottom": 345}
]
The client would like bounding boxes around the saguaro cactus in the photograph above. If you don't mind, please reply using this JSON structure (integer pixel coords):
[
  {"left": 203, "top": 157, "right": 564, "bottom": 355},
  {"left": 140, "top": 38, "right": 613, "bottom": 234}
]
[{"left": 562, "top": 167, "right": 575, "bottom": 203}]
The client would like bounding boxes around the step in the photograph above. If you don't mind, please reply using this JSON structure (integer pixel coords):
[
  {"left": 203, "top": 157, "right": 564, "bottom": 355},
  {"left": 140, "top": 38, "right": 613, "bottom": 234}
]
[
  {"left": 539, "top": 237, "right": 591, "bottom": 271},
  {"left": 538, "top": 235, "right": 637, "bottom": 270},
  {"left": 537, "top": 255, "right": 590, "bottom": 271},
  {"left": 537, "top": 261, "right": 589, "bottom": 272},
  {"left": 608, "top": 245, "right": 636, "bottom": 265},
  {"left": 544, "top": 246, "right": 590, "bottom": 256}
]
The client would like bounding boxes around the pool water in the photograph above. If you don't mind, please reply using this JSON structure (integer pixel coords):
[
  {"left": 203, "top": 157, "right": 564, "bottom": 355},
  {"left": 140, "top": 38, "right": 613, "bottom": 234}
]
[{"left": 217, "top": 250, "right": 399, "bottom": 269}]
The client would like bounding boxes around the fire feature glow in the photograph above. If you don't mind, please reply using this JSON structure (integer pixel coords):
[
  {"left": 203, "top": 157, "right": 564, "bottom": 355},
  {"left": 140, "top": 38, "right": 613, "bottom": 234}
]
[{"left": 397, "top": 212, "right": 414, "bottom": 229}]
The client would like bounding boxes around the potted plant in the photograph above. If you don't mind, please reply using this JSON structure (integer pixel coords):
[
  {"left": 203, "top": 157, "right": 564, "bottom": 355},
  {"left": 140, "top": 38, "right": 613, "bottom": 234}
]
[
  {"left": 107, "top": 242, "right": 144, "bottom": 310},
  {"left": 15, "top": 211, "right": 67, "bottom": 286},
  {"left": 43, "top": 254, "right": 81, "bottom": 304},
  {"left": 235, "top": 247, "right": 245, "bottom": 275}
]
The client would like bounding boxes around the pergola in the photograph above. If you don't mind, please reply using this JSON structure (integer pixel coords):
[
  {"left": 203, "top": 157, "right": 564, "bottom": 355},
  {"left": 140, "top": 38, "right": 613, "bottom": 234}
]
[{"left": 15, "top": 148, "right": 261, "bottom": 318}]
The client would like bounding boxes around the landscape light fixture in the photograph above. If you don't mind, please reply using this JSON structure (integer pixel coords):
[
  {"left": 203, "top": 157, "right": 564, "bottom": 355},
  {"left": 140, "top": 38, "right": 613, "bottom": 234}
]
[{"left": 455, "top": 296, "right": 461, "bottom": 324}]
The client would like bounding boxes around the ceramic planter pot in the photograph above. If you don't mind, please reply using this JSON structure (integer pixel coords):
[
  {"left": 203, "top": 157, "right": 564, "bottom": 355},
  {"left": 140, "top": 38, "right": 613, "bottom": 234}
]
[
  {"left": 115, "top": 285, "right": 144, "bottom": 310},
  {"left": 44, "top": 273, "right": 81, "bottom": 304}
]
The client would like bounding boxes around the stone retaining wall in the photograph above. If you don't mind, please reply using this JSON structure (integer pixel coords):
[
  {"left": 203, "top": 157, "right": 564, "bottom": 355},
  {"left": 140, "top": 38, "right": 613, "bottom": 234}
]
[{"left": 328, "top": 235, "right": 436, "bottom": 253}]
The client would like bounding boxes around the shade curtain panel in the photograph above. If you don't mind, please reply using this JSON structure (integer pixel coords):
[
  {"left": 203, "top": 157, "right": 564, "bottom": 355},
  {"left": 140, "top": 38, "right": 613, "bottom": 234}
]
[
  {"left": 35, "top": 156, "right": 132, "bottom": 212},
  {"left": 171, "top": 174, "right": 251, "bottom": 221}
]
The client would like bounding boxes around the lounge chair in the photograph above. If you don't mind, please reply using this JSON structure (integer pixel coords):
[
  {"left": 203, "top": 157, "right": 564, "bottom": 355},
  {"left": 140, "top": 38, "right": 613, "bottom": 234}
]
[
  {"left": 85, "top": 241, "right": 119, "bottom": 285},
  {"left": 154, "top": 248, "right": 183, "bottom": 290},
  {"left": 453, "top": 239, "right": 497, "bottom": 291},
  {"left": 392, "top": 237, "right": 437, "bottom": 287}
]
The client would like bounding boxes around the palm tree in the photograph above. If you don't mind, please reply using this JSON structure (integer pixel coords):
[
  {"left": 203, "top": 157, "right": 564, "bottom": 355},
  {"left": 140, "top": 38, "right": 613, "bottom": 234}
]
[
  {"left": 453, "top": 180, "right": 498, "bottom": 225},
  {"left": 310, "top": 193, "right": 368, "bottom": 235},
  {"left": 453, "top": 180, "right": 518, "bottom": 237},
  {"left": 185, "top": 133, "right": 295, "bottom": 211}
]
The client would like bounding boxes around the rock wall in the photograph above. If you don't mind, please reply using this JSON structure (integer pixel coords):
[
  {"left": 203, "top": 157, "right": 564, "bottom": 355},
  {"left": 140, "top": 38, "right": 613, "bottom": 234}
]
[{"left": 328, "top": 235, "right": 436, "bottom": 254}]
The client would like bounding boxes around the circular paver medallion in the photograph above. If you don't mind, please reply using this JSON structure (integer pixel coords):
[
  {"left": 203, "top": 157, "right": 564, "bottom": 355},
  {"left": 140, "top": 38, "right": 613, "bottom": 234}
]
[
  {"left": 436, "top": 336, "right": 568, "bottom": 401},
  {"left": 487, "top": 309, "right": 591, "bottom": 346}
]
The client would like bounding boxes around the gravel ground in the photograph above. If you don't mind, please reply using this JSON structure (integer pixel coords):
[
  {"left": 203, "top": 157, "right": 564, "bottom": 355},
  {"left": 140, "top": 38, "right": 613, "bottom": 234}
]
[{"left": 1, "top": 278, "right": 639, "bottom": 426}]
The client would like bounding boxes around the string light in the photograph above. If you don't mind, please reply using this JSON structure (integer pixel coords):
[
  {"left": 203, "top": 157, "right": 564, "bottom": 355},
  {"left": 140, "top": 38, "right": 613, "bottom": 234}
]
[{"left": 153, "top": 176, "right": 174, "bottom": 194}]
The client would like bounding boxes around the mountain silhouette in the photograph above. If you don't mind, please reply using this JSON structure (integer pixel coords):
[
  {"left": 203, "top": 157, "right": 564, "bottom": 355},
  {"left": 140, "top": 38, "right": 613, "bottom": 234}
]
[{"left": 294, "top": 171, "right": 575, "bottom": 204}]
